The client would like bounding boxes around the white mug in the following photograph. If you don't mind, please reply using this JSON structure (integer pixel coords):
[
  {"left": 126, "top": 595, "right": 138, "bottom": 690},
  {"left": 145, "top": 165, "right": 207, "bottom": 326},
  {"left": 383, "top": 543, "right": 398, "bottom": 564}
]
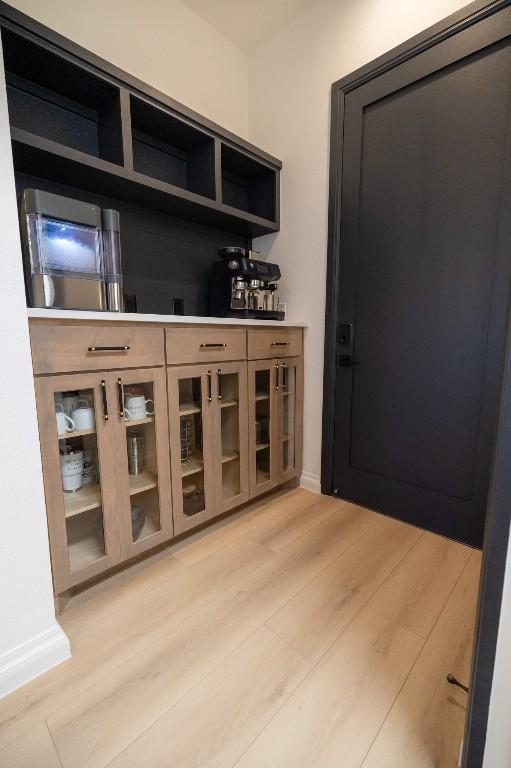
[
  {"left": 71, "top": 404, "right": 95, "bottom": 431},
  {"left": 55, "top": 404, "right": 75, "bottom": 436},
  {"left": 124, "top": 394, "right": 154, "bottom": 420},
  {"left": 60, "top": 449, "right": 84, "bottom": 492}
]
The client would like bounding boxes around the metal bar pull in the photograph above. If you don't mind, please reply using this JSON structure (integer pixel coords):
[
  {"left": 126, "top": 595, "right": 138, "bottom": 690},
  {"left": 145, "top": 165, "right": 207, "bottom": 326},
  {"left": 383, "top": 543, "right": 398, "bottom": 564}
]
[
  {"left": 200, "top": 343, "right": 227, "bottom": 349},
  {"left": 117, "top": 377, "right": 124, "bottom": 418},
  {"left": 280, "top": 363, "right": 287, "bottom": 390},
  {"left": 217, "top": 369, "right": 223, "bottom": 400},
  {"left": 271, "top": 341, "right": 289, "bottom": 346},
  {"left": 88, "top": 345, "right": 130, "bottom": 352},
  {"left": 101, "top": 379, "right": 109, "bottom": 421},
  {"left": 274, "top": 364, "right": 280, "bottom": 390},
  {"left": 207, "top": 370, "right": 212, "bottom": 402}
]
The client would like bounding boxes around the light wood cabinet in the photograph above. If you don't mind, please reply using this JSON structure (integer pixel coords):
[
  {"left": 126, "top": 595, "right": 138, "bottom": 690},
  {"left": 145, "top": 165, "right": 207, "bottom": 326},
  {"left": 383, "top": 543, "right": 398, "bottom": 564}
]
[
  {"left": 35, "top": 367, "right": 172, "bottom": 593},
  {"left": 168, "top": 360, "right": 249, "bottom": 535},
  {"left": 248, "top": 356, "right": 303, "bottom": 498},
  {"left": 30, "top": 319, "right": 303, "bottom": 603}
]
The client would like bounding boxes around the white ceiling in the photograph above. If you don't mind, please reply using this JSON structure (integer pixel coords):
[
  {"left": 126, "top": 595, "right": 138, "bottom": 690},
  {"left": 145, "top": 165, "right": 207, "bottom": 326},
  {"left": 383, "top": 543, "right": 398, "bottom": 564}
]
[{"left": 181, "top": 0, "right": 314, "bottom": 53}]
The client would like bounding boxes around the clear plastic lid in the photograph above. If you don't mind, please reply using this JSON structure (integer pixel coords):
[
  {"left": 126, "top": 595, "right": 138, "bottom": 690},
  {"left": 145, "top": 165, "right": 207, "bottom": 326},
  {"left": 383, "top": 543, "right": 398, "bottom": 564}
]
[{"left": 26, "top": 213, "right": 102, "bottom": 278}]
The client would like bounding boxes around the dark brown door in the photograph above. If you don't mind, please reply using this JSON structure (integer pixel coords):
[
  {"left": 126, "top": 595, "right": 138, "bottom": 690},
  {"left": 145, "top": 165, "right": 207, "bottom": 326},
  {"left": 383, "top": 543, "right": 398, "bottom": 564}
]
[{"left": 330, "top": 12, "right": 511, "bottom": 547}]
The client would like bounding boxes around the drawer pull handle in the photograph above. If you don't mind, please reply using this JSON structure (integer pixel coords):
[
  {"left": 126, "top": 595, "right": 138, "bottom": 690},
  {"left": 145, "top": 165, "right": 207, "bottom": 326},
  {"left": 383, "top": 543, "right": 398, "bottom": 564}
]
[
  {"left": 117, "top": 378, "right": 124, "bottom": 418},
  {"left": 88, "top": 345, "right": 130, "bottom": 352},
  {"left": 207, "top": 370, "right": 212, "bottom": 402},
  {"left": 101, "top": 379, "right": 109, "bottom": 421},
  {"left": 200, "top": 343, "right": 227, "bottom": 349},
  {"left": 271, "top": 341, "right": 289, "bottom": 346},
  {"left": 274, "top": 364, "right": 280, "bottom": 391}
]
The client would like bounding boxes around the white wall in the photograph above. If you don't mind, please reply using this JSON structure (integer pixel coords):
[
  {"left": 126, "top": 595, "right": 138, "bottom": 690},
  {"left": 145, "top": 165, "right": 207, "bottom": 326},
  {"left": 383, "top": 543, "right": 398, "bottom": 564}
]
[
  {"left": 249, "top": 0, "right": 471, "bottom": 489},
  {"left": 0, "top": 42, "right": 70, "bottom": 697},
  {"left": 5, "top": 0, "right": 249, "bottom": 138}
]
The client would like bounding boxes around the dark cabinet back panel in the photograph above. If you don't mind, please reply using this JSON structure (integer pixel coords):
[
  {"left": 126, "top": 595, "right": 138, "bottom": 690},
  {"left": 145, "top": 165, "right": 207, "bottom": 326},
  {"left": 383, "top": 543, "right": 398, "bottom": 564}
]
[{"left": 15, "top": 173, "right": 248, "bottom": 316}]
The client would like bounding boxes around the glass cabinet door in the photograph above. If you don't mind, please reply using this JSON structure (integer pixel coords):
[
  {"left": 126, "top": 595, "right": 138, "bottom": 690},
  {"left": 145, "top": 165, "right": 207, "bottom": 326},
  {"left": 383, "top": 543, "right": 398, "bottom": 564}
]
[
  {"left": 278, "top": 357, "right": 303, "bottom": 482},
  {"left": 213, "top": 362, "right": 249, "bottom": 513},
  {"left": 35, "top": 374, "right": 116, "bottom": 592},
  {"left": 248, "top": 360, "right": 278, "bottom": 497},
  {"left": 114, "top": 368, "right": 172, "bottom": 556},
  {"left": 168, "top": 365, "right": 215, "bottom": 534}
]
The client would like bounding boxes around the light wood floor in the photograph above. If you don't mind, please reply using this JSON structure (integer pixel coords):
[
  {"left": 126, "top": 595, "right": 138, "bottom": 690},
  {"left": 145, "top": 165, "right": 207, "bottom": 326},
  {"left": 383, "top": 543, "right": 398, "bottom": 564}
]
[{"left": 0, "top": 488, "right": 481, "bottom": 768}]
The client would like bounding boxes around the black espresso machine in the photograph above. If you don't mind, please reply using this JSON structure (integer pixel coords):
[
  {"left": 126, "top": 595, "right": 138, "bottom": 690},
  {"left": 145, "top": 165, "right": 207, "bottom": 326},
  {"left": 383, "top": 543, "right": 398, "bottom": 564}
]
[{"left": 209, "top": 247, "right": 284, "bottom": 320}]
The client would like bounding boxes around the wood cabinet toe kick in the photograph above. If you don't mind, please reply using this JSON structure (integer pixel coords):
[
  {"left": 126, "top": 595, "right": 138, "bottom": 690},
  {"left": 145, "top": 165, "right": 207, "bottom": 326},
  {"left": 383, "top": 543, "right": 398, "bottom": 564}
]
[{"left": 28, "top": 318, "right": 304, "bottom": 604}]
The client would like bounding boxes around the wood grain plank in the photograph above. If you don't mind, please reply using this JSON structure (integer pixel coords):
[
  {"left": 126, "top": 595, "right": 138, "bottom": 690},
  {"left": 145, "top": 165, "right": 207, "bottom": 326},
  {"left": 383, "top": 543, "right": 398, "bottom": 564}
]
[
  {"left": 0, "top": 721, "right": 61, "bottom": 768},
  {"left": 0, "top": 538, "right": 272, "bottom": 751},
  {"left": 106, "top": 626, "right": 311, "bottom": 768},
  {"left": 369, "top": 531, "right": 472, "bottom": 637},
  {"left": 268, "top": 515, "right": 421, "bottom": 662},
  {"left": 235, "top": 606, "right": 424, "bottom": 768},
  {"left": 362, "top": 551, "right": 481, "bottom": 768},
  {"left": 46, "top": 509, "right": 376, "bottom": 768}
]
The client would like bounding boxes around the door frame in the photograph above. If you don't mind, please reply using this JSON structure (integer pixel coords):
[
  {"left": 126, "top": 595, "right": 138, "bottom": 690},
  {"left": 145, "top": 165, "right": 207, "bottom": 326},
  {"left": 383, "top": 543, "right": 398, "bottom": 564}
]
[{"left": 321, "top": 2, "right": 511, "bottom": 766}]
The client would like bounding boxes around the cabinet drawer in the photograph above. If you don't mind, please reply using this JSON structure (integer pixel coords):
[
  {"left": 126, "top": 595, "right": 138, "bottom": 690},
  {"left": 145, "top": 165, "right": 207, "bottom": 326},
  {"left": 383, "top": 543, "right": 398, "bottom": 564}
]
[
  {"left": 247, "top": 328, "right": 302, "bottom": 359},
  {"left": 30, "top": 324, "right": 165, "bottom": 374},
  {"left": 165, "top": 327, "right": 246, "bottom": 364}
]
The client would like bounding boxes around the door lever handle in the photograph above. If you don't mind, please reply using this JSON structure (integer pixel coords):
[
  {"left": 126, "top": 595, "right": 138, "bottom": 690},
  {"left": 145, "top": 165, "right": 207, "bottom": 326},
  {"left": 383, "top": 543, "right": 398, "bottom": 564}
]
[{"left": 338, "top": 355, "right": 359, "bottom": 368}]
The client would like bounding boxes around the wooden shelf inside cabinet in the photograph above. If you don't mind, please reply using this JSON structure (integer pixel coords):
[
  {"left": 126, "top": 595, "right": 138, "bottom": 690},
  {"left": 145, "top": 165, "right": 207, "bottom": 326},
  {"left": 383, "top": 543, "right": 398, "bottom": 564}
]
[
  {"left": 64, "top": 483, "right": 102, "bottom": 518},
  {"left": 220, "top": 399, "right": 238, "bottom": 409},
  {"left": 256, "top": 442, "right": 270, "bottom": 452},
  {"left": 68, "top": 532, "right": 105, "bottom": 572},
  {"left": 124, "top": 416, "right": 155, "bottom": 427},
  {"left": 181, "top": 454, "right": 204, "bottom": 477},
  {"left": 128, "top": 470, "right": 158, "bottom": 495},
  {"left": 11, "top": 129, "right": 279, "bottom": 238},
  {"left": 221, "top": 451, "right": 239, "bottom": 464},
  {"left": 179, "top": 402, "right": 202, "bottom": 416},
  {"left": 58, "top": 427, "right": 96, "bottom": 440},
  {"left": 255, "top": 393, "right": 270, "bottom": 401},
  {"left": 221, "top": 143, "right": 277, "bottom": 223}
]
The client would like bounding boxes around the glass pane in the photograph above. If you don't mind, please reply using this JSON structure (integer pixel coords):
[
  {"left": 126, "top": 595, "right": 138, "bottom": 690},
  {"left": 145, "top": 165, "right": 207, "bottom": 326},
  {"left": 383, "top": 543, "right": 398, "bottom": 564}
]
[
  {"left": 179, "top": 377, "right": 206, "bottom": 517},
  {"left": 255, "top": 369, "right": 271, "bottom": 486},
  {"left": 220, "top": 371, "right": 240, "bottom": 501},
  {"left": 54, "top": 388, "right": 105, "bottom": 571},
  {"left": 282, "top": 365, "right": 296, "bottom": 473},
  {"left": 123, "top": 380, "right": 161, "bottom": 542}
]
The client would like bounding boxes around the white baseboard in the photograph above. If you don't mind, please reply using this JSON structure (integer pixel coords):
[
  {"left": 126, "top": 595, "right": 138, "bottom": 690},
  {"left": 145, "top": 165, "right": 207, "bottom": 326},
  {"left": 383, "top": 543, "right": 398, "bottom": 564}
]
[
  {"left": 0, "top": 623, "right": 71, "bottom": 699},
  {"left": 300, "top": 471, "right": 321, "bottom": 494}
]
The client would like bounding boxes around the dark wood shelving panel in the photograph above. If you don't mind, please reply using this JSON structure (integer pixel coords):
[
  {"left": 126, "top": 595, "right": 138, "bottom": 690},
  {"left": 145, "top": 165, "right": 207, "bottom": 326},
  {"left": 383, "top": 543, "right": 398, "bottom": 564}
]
[
  {"left": 131, "top": 96, "right": 215, "bottom": 199},
  {"left": 2, "top": 27, "right": 123, "bottom": 165},
  {"left": 221, "top": 144, "right": 277, "bottom": 222},
  {"left": 0, "top": 10, "right": 281, "bottom": 238}
]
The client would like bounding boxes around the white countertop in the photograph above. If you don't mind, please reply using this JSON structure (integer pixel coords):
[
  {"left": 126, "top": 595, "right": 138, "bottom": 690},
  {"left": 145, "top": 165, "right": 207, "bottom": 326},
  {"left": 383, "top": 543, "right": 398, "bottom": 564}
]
[{"left": 27, "top": 308, "right": 308, "bottom": 328}]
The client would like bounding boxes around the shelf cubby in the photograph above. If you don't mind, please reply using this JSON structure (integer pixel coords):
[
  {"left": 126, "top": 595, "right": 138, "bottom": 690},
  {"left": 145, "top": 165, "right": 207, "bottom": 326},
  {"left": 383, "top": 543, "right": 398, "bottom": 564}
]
[
  {"left": 2, "top": 28, "right": 123, "bottom": 165},
  {"left": 221, "top": 144, "right": 277, "bottom": 222},
  {"left": 131, "top": 96, "right": 215, "bottom": 199}
]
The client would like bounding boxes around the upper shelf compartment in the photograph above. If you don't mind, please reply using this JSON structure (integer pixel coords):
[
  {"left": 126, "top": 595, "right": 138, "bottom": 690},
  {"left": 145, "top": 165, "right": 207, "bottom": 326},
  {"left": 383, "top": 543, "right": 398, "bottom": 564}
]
[
  {"left": 0, "top": 15, "right": 281, "bottom": 238},
  {"left": 131, "top": 97, "right": 215, "bottom": 200},
  {"left": 221, "top": 144, "right": 277, "bottom": 223},
  {"left": 1, "top": 28, "right": 123, "bottom": 166}
]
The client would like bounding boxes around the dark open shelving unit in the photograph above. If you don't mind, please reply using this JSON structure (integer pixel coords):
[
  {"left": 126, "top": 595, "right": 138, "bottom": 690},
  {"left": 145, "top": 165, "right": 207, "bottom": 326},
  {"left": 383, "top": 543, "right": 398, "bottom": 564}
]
[{"left": 0, "top": 8, "right": 281, "bottom": 238}]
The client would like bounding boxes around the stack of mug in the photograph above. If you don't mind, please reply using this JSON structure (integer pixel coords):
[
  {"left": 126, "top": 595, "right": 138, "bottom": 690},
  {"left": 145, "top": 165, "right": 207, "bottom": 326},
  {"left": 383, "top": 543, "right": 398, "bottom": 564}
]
[{"left": 56, "top": 391, "right": 97, "bottom": 493}]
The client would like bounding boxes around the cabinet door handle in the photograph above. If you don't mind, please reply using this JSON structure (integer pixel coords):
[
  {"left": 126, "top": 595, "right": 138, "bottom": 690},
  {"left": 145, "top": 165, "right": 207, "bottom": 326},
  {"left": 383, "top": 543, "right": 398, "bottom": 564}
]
[
  {"left": 274, "top": 364, "right": 280, "bottom": 390},
  {"left": 271, "top": 341, "right": 289, "bottom": 346},
  {"left": 207, "top": 370, "right": 212, "bottom": 402},
  {"left": 101, "top": 379, "right": 109, "bottom": 421},
  {"left": 117, "top": 377, "right": 124, "bottom": 418},
  {"left": 88, "top": 345, "right": 130, "bottom": 352},
  {"left": 280, "top": 363, "right": 287, "bottom": 390},
  {"left": 200, "top": 343, "right": 227, "bottom": 349},
  {"left": 217, "top": 369, "right": 223, "bottom": 400}
]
